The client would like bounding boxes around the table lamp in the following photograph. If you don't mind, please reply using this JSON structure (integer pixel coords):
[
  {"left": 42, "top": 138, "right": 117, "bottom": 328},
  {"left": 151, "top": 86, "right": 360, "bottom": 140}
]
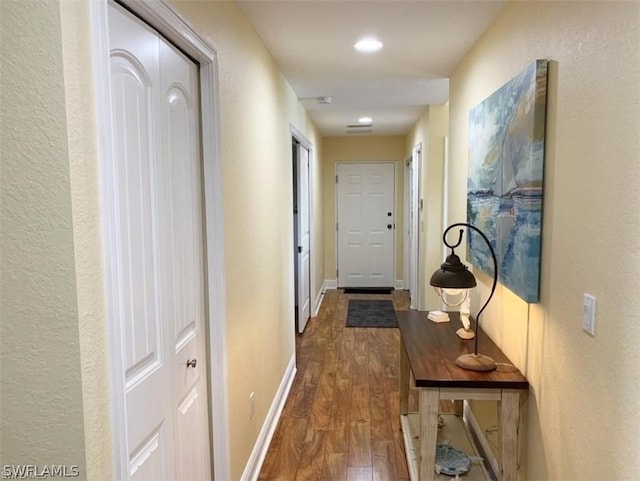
[{"left": 430, "top": 222, "right": 498, "bottom": 372}]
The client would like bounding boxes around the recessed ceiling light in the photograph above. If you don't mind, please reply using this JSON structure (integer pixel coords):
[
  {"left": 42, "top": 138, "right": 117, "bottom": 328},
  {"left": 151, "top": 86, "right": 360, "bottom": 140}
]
[
  {"left": 354, "top": 37, "right": 383, "bottom": 53},
  {"left": 358, "top": 116, "right": 373, "bottom": 123}
]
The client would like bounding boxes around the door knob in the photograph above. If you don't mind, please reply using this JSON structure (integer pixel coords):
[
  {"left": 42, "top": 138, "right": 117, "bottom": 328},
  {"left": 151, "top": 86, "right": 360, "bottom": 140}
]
[
  {"left": 387, "top": 224, "right": 393, "bottom": 230},
  {"left": 387, "top": 212, "right": 392, "bottom": 216},
  {"left": 186, "top": 359, "right": 197, "bottom": 368}
]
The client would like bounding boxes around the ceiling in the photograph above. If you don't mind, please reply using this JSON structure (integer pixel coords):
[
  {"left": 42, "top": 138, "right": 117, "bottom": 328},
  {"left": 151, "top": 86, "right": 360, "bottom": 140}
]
[{"left": 237, "top": 0, "right": 507, "bottom": 136}]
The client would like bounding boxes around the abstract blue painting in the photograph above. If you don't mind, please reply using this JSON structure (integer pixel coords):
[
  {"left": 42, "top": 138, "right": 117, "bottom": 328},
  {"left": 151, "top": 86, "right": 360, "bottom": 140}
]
[{"left": 467, "top": 60, "right": 548, "bottom": 303}]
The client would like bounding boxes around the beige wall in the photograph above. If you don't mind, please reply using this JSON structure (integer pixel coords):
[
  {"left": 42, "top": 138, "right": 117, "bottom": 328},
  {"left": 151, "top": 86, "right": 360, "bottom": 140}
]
[
  {"left": 449, "top": 2, "right": 640, "bottom": 480},
  {"left": 0, "top": 1, "right": 90, "bottom": 478},
  {"left": 406, "top": 104, "right": 449, "bottom": 309},
  {"left": 322, "top": 136, "right": 407, "bottom": 285}
]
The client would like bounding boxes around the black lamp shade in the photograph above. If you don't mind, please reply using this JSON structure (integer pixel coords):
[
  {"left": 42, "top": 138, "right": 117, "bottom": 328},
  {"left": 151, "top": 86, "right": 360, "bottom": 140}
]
[{"left": 429, "top": 252, "right": 477, "bottom": 289}]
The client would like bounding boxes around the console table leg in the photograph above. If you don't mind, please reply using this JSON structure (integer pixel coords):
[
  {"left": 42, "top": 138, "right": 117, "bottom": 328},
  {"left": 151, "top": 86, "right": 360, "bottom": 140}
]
[
  {"left": 499, "top": 390, "right": 520, "bottom": 481},
  {"left": 400, "top": 341, "right": 410, "bottom": 417},
  {"left": 419, "top": 388, "right": 439, "bottom": 481}
]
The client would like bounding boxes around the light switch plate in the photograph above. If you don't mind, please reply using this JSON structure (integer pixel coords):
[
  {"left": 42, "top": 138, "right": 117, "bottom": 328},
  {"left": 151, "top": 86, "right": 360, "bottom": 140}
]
[{"left": 583, "top": 294, "right": 596, "bottom": 336}]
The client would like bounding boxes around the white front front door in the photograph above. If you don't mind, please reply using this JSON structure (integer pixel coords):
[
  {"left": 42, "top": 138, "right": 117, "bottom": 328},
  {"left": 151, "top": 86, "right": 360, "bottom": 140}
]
[
  {"left": 295, "top": 142, "right": 311, "bottom": 332},
  {"left": 106, "top": 3, "right": 211, "bottom": 479},
  {"left": 336, "top": 162, "right": 395, "bottom": 288}
]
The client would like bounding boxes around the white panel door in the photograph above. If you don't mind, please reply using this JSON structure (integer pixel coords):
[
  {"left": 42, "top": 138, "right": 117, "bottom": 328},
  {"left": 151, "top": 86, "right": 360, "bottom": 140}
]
[
  {"left": 296, "top": 144, "right": 311, "bottom": 332},
  {"left": 337, "top": 162, "right": 395, "bottom": 288},
  {"left": 160, "top": 28, "right": 211, "bottom": 481},
  {"left": 107, "top": 3, "right": 210, "bottom": 480}
]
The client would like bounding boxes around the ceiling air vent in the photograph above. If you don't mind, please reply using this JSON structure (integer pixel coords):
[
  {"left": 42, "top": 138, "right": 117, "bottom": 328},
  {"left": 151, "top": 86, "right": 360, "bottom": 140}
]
[
  {"left": 346, "top": 123, "right": 373, "bottom": 135},
  {"left": 346, "top": 124, "right": 373, "bottom": 129}
]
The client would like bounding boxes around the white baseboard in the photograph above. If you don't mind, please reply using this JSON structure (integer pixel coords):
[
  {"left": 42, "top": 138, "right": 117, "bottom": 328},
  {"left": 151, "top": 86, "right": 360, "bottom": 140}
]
[
  {"left": 240, "top": 355, "right": 297, "bottom": 481},
  {"left": 463, "top": 401, "right": 499, "bottom": 478},
  {"left": 313, "top": 290, "right": 323, "bottom": 317},
  {"left": 312, "top": 280, "right": 329, "bottom": 317},
  {"left": 324, "top": 279, "right": 337, "bottom": 290}
]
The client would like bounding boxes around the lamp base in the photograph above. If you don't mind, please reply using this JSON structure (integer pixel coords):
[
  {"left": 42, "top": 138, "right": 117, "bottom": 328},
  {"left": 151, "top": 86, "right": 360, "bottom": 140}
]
[
  {"left": 456, "top": 328, "right": 475, "bottom": 340},
  {"left": 455, "top": 353, "right": 497, "bottom": 372}
]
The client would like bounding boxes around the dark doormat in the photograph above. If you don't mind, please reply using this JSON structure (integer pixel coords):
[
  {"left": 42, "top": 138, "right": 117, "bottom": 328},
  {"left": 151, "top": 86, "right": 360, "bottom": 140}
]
[
  {"left": 346, "top": 300, "right": 397, "bottom": 328},
  {"left": 344, "top": 287, "right": 393, "bottom": 294}
]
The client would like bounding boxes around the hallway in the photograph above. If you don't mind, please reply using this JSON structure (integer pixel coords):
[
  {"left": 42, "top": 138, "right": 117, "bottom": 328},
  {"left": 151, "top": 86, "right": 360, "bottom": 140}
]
[{"left": 258, "top": 289, "right": 411, "bottom": 481}]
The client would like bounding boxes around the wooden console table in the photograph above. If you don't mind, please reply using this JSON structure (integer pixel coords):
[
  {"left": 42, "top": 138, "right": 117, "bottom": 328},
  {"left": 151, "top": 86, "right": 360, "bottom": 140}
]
[{"left": 397, "top": 310, "right": 529, "bottom": 481}]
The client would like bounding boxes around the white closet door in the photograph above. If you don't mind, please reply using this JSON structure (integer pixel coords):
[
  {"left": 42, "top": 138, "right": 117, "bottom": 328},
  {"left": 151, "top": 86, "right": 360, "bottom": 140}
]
[{"left": 107, "top": 3, "right": 210, "bottom": 479}]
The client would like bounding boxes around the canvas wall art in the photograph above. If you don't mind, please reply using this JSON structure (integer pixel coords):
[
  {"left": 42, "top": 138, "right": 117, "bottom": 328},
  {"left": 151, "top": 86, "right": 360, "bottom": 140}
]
[{"left": 467, "top": 59, "right": 548, "bottom": 303}]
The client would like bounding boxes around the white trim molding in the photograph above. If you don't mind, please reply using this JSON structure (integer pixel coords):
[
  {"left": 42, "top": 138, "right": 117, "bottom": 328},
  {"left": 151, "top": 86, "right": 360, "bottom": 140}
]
[
  {"left": 394, "top": 279, "right": 404, "bottom": 290},
  {"left": 324, "top": 279, "right": 338, "bottom": 290},
  {"left": 313, "top": 285, "right": 325, "bottom": 318},
  {"left": 240, "top": 355, "right": 297, "bottom": 481},
  {"left": 92, "top": 1, "right": 230, "bottom": 479},
  {"left": 409, "top": 143, "right": 422, "bottom": 310},
  {"left": 312, "top": 279, "right": 334, "bottom": 317},
  {"left": 90, "top": 2, "right": 127, "bottom": 478}
]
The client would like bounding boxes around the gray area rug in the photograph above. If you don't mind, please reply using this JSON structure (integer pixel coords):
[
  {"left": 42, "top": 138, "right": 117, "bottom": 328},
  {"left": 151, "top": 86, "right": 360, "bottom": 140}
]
[{"left": 346, "top": 300, "right": 397, "bottom": 328}]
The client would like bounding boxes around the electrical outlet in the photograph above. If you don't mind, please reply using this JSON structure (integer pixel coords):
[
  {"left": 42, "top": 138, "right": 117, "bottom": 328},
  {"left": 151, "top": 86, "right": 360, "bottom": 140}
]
[
  {"left": 249, "top": 392, "right": 255, "bottom": 420},
  {"left": 582, "top": 294, "right": 596, "bottom": 336}
]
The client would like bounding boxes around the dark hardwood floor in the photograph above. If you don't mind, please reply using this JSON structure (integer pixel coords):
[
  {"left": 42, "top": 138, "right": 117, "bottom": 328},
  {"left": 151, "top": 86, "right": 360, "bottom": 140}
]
[{"left": 258, "top": 289, "right": 413, "bottom": 481}]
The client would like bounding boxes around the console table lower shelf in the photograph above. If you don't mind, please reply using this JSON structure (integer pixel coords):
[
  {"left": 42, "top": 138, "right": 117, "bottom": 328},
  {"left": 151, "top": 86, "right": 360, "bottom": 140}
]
[{"left": 400, "top": 413, "right": 490, "bottom": 481}]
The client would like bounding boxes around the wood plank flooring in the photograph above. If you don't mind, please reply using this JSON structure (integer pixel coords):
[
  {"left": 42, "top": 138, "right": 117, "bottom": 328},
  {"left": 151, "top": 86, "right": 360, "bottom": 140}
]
[{"left": 258, "top": 289, "right": 413, "bottom": 481}]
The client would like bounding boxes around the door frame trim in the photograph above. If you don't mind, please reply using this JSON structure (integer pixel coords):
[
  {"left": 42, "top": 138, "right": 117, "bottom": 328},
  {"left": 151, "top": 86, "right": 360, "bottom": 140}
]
[
  {"left": 441, "top": 137, "right": 450, "bottom": 259},
  {"left": 335, "top": 161, "right": 397, "bottom": 288},
  {"left": 402, "top": 155, "right": 412, "bottom": 290},
  {"left": 409, "top": 144, "right": 422, "bottom": 309},
  {"left": 91, "top": 1, "right": 230, "bottom": 479}
]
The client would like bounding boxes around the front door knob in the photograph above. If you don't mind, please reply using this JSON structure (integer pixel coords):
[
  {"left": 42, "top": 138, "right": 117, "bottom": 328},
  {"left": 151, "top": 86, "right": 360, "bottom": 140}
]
[{"left": 186, "top": 359, "right": 197, "bottom": 368}]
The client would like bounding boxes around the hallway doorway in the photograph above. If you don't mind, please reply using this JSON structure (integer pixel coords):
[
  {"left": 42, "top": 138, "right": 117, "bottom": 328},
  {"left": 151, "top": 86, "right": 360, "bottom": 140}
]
[{"left": 292, "top": 136, "right": 311, "bottom": 334}]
